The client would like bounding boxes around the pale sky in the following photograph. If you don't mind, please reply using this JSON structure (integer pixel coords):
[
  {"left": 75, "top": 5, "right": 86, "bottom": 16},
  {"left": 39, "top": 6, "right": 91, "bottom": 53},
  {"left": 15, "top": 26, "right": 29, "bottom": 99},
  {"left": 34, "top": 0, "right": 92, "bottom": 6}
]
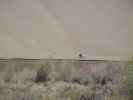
[{"left": 0, "top": 0, "right": 133, "bottom": 60}]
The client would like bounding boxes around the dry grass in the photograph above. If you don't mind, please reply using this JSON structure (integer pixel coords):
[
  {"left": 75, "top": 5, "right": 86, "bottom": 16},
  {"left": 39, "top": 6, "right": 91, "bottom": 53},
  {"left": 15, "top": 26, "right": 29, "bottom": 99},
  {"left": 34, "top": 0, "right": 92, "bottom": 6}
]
[{"left": 0, "top": 60, "right": 124, "bottom": 100}]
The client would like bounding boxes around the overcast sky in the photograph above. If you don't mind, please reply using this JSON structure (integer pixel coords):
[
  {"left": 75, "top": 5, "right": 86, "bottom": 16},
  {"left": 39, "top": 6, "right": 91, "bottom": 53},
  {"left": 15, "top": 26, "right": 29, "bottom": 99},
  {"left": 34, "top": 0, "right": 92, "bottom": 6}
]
[{"left": 0, "top": 0, "right": 133, "bottom": 60}]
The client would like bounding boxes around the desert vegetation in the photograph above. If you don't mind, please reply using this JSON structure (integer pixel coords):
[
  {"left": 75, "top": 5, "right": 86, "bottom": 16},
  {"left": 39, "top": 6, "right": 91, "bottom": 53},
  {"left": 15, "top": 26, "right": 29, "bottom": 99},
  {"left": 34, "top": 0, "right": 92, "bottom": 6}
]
[
  {"left": 0, "top": 59, "right": 126, "bottom": 100},
  {"left": 121, "top": 57, "right": 133, "bottom": 100}
]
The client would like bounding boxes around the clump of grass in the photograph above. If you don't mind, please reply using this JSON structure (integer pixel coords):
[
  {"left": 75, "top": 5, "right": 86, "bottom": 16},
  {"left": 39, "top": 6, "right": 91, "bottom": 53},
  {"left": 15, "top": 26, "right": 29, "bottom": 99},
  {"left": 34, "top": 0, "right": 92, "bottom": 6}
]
[{"left": 122, "top": 57, "right": 133, "bottom": 100}]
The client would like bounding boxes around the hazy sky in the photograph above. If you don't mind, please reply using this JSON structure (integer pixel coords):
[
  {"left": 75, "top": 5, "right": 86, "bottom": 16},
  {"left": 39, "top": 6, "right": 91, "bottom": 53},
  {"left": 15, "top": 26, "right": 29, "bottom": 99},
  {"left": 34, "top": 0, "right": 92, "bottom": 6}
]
[{"left": 0, "top": 0, "right": 133, "bottom": 60}]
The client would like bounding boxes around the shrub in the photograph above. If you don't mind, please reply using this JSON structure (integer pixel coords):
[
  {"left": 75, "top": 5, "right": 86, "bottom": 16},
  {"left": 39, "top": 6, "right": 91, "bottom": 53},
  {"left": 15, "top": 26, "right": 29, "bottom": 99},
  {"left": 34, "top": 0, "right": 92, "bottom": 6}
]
[{"left": 35, "top": 63, "right": 50, "bottom": 83}]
